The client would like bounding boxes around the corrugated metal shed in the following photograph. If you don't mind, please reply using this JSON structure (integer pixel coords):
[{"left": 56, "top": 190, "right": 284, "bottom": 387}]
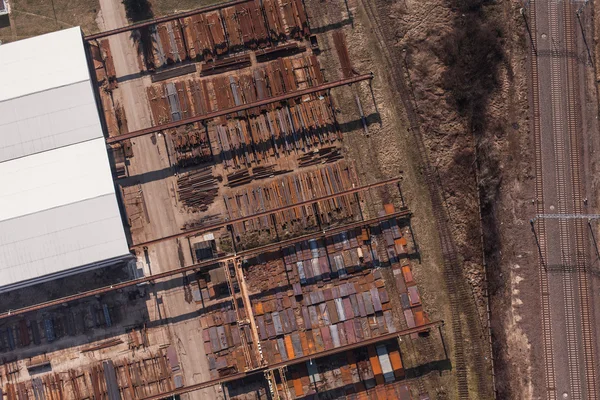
[
  {"left": 0, "top": 27, "right": 131, "bottom": 292},
  {"left": 0, "top": 81, "right": 102, "bottom": 163}
]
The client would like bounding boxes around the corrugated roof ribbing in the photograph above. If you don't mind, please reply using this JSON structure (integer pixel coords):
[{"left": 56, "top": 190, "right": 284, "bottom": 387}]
[{"left": 0, "top": 27, "right": 131, "bottom": 291}]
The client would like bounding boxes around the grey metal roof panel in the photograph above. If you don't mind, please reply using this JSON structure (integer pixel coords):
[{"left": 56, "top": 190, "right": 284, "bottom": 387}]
[
  {"left": 0, "top": 80, "right": 102, "bottom": 162},
  {"left": 0, "top": 28, "right": 132, "bottom": 291},
  {"left": 0, "top": 194, "right": 130, "bottom": 289},
  {"left": 0, "top": 138, "right": 117, "bottom": 222}
]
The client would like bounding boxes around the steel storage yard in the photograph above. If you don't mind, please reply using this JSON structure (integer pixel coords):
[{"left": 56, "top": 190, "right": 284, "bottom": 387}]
[
  {"left": 0, "top": 27, "right": 131, "bottom": 292},
  {"left": 0, "top": 1, "right": 448, "bottom": 398}
]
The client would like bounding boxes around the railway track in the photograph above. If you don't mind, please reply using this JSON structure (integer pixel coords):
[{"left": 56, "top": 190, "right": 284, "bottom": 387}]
[
  {"left": 528, "top": 0, "right": 597, "bottom": 396},
  {"left": 549, "top": 0, "right": 582, "bottom": 397},
  {"left": 356, "top": 0, "right": 492, "bottom": 397},
  {"left": 527, "top": 0, "right": 558, "bottom": 398},
  {"left": 563, "top": 0, "right": 598, "bottom": 396}
]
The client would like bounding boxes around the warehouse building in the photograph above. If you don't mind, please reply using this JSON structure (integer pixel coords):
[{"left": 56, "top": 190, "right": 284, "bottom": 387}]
[{"left": 0, "top": 27, "right": 132, "bottom": 292}]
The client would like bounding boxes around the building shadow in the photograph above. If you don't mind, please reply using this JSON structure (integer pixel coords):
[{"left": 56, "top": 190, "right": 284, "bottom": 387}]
[
  {"left": 117, "top": 166, "right": 175, "bottom": 187},
  {"left": 338, "top": 113, "right": 382, "bottom": 134},
  {"left": 0, "top": 14, "right": 10, "bottom": 30},
  {"left": 310, "top": 18, "right": 353, "bottom": 34}
]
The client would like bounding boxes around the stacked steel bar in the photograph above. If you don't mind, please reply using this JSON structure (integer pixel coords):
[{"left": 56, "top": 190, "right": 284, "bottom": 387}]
[
  {"left": 208, "top": 99, "right": 338, "bottom": 170},
  {"left": 166, "top": 124, "right": 213, "bottom": 168},
  {"left": 226, "top": 165, "right": 291, "bottom": 187},
  {"left": 200, "top": 54, "right": 252, "bottom": 76},
  {"left": 177, "top": 167, "right": 220, "bottom": 210},
  {"left": 256, "top": 42, "right": 306, "bottom": 62},
  {"left": 242, "top": 214, "right": 419, "bottom": 396},
  {"left": 234, "top": 2, "right": 269, "bottom": 49},
  {"left": 87, "top": 0, "right": 312, "bottom": 66},
  {"left": 182, "top": 11, "right": 228, "bottom": 60},
  {"left": 181, "top": 213, "right": 223, "bottom": 231},
  {"left": 298, "top": 147, "right": 343, "bottom": 167},
  {"left": 0, "top": 305, "right": 117, "bottom": 354},
  {"left": 251, "top": 246, "right": 397, "bottom": 365},
  {"left": 283, "top": 343, "right": 408, "bottom": 397},
  {"left": 197, "top": 265, "right": 254, "bottom": 378},
  {"left": 278, "top": 0, "right": 309, "bottom": 38},
  {"left": 147, "top": 54, "right": 325, "bottom": 126},
  {"left": 177, "top": 0, "right": 307, "bottom": 63},
  {"left": 145, "top": 55, "right": 337, "bottom": 170},
  {"left": 91, "top": 321, "right": 438, "bottom": 400},
  {"left": 223, "top": 161, "right": 355, "bottom": 235},
  {"left": 375, "top": 205, "right": 429, "bottom": 336},
  {"left": 151, "top": 20, "right": 187, "bottom": 67},
  {"left": 3, "top": 351, "right": 176, "bottom": 400},
  {"left": 333, "top": 31, "right": 355, "bottom": 79},
  {"left": 106, "top": 74, "right": 372, "bottom": 145}
]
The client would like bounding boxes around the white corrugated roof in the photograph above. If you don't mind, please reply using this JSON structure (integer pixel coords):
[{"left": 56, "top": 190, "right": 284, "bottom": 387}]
[
  {"left": 0, "top": 27, "right": 90, "bottom": 102},
  {"left": 0, "top": 138, "right": 117, "bottom": 222},
  {"left": 0, "top": 80, "right": 101, "bottom": 162},
  {"left": 0, "top": 195, "right": 129, "bottom": 288},
  {"left": 0, "top": 28, "right": 131, "bottom": 291}
]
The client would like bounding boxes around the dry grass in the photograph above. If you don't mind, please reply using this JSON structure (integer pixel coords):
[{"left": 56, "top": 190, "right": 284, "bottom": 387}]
[
  {"left": 0, "top": 0, "right": 240, "bottom": 44},
  {"left": 0, "top": 0, "right": 99, "bottom": 43},
  {"left": 148, "top": 0, "right": 220, "bottom": 19}
]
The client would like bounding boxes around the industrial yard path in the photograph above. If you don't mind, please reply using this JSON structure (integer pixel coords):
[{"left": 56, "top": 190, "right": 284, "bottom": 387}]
[{"left": 95, "top": 1, "right": 218, "bottom": 397}]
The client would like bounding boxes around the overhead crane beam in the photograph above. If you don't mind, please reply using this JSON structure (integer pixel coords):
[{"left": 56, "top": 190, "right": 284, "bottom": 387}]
[
  {"left": 105, "top": 74, "right": 373, "bottom": 145},
  {"left": 232, "top": 259, "right": 265, "bottom": 366},
  {"left": 140, "top": 321, "right": 444, "bottom": 400},
  {"left": 0, "top": 205, "right": 409, "bottom": 320},
  {"left": 84, "top": 0, "right": 253, "bottom": 40},
  {"left": 131, "top": 175, "right": 401, "bottom": 249}
]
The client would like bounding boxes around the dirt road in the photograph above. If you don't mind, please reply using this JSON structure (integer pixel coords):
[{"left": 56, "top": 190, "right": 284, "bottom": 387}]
[
  {"left": 95, "top": 1, "right": 217, "bottom": 397},
  {"left": 303, "top": 0, "right": 495, "bottom": 397}
]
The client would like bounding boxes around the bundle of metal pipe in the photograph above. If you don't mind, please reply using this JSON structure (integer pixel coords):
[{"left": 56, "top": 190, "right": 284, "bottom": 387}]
[{"left": 177, "top": 167, "right": 220, "bottom": 210}]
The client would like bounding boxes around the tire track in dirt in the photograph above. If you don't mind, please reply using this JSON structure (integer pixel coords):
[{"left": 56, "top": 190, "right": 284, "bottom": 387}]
[{"left": 355, "top": 0, "right": 493, "bottom": 397}]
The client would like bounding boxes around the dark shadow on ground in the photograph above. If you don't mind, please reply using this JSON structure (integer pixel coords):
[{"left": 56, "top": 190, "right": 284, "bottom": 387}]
[
  {"left": 338, "top": 113, "right": 382, "bottom": 134},
  {"left": 310, "top": 18, "right": 353, "bottom": 34},
  {"left": 0, "top": 14, "right": 10, "bottom": 29},
  {"left": 117, "top": 166, "right": 175, "bottom": 187}
]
